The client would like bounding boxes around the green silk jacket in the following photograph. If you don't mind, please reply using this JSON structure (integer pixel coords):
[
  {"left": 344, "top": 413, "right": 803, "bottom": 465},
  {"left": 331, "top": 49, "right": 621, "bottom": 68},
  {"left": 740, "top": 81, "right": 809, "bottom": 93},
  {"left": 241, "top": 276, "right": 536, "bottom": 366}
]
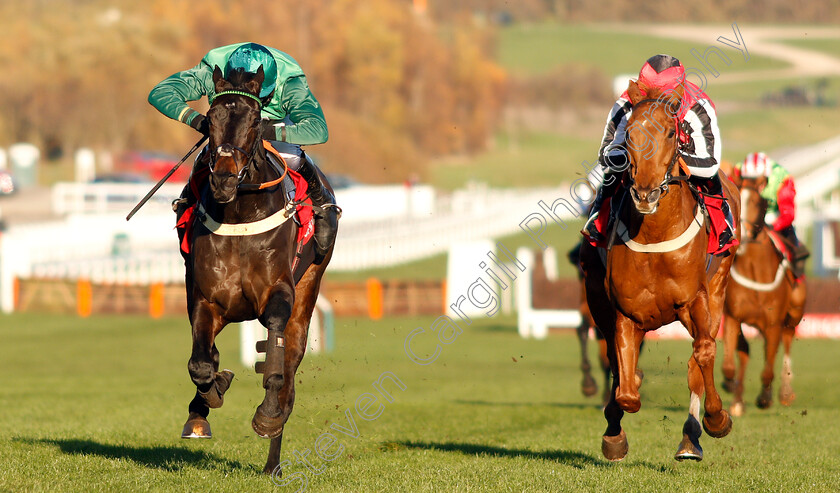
[{"left": 148, "top": 43, "right": 328, "bottom": 145}]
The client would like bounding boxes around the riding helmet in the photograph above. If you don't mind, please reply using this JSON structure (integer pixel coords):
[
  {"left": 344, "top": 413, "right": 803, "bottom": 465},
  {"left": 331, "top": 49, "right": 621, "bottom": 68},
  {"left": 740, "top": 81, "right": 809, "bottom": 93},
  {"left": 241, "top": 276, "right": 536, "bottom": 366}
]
[
  {"left": 638, "top": 54, "right": 685, "bottom": 91},
  {"left": 741, "top": 152, "right": 772, "bottom": 178},
  {"left": 224, "top": 43, "right": 278, "bottom": 99}
]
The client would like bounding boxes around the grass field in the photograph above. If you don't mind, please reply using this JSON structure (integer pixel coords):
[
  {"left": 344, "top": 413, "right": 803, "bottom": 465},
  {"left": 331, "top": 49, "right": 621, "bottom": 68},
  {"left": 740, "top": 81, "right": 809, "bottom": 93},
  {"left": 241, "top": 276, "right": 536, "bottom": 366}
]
[
  {"left": 496, "top": 23, "right": 788, "bottom": 76},
  {"left": 2, "top": 312, "right": 839, "bottom": 492}
]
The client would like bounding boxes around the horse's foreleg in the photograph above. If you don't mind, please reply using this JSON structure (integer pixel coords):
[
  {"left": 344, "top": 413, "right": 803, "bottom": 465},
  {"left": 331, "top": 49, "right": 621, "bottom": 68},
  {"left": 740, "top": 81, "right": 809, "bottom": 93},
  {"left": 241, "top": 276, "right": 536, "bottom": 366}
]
[
  {"left": 757, "top": 325, "right": 782, "bottom": 409},
  {"left": 674, "top": 357, "right": 705, "bottom": 461},
  {"left": 721, "top": 315, "right": 738, "bottom": 393},
  {"left": 613, "top": 314, "right": 644, "bottom": 413},
  {"left": 778, "top": 328, "right": 796, "bottom": 406},
  {"left": 183, "top": 301, "right": 232, "bottom": 438},
  {"left": 253, "top": 285, "right": 294, "bottom": 439},
  {"left": 731, "top": 331, "right": 750, "bottom": 417},
  {"left": 601, "top": 326, "right": 628, "bottom": 461}
]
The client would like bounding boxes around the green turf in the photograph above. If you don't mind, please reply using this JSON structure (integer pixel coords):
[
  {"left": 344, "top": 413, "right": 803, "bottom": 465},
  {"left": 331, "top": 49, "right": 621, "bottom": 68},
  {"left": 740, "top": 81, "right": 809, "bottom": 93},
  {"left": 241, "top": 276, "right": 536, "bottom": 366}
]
[
  {"left": 431, "top": 131, "right": 598, "bottom": 190},
  {"left": 1, "top": 312, "right": 839, "bottom": 491},
  {"left": 777, "top": 37, "right": 840, "bottom": 60},
  {"left": 496, "top": 23, "right": 788, "bottom": 76}
]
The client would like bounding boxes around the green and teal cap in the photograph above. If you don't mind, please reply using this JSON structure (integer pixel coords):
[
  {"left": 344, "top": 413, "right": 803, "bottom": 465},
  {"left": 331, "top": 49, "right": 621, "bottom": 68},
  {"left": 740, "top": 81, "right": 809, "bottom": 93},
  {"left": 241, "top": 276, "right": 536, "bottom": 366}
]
[{"left": 224, "top": 43, "right": 277, "bottom": 99}]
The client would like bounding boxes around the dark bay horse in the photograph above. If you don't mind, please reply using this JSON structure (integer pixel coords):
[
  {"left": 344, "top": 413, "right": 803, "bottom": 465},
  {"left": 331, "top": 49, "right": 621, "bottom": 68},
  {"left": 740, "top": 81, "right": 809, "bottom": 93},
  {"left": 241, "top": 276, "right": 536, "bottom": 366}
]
[
  {"left": 179, "top": 65, "right": 335, "bottom": 474},
  {"left": 722, "top": 175, "right": 806, "bottom": 416},
  {"left": 579, "top": 80, "right": 739, "bottom": 461}
]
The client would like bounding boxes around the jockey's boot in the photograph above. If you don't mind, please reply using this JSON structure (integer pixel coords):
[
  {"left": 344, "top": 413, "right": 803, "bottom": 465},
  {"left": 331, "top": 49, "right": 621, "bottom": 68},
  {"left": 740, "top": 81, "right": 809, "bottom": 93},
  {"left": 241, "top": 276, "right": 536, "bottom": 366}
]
[
  {"left": 780, "top": 226, "right": 810, "bottom": 278},
  {"left": 699, "top": 174, "right": 735, "bottom": 250},
  {"left": 581, "top": 171, "right": 620, "bottom": 242},
  {"left": 299, "top": 152, "right": 340, "bottom": 263}
]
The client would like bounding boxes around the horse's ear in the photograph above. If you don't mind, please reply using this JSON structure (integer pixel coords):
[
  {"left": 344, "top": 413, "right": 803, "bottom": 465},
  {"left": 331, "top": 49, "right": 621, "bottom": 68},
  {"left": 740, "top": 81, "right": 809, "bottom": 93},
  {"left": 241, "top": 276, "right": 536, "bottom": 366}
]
[
  {"left": 212, "top": 65, "right": 228, "bottom": 93},
  {"left": 242, "top": 65, "right": 265, "bottom": 97},
  {"left": 627, "top": 79, "right": 644, "bottom": 104}
]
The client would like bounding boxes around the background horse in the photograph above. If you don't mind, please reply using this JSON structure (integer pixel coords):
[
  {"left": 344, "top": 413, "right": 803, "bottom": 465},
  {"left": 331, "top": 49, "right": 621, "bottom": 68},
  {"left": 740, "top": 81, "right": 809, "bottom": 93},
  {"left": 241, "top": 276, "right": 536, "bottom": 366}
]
[
  {"left": 579, "top": 80, "right": 739, "bottom": 462},
  {"left": 179, "top": 65, "right": 335, "bottom": 475},
  {"left": 722, "top": 175, "right": 806, "bottom": 416}
]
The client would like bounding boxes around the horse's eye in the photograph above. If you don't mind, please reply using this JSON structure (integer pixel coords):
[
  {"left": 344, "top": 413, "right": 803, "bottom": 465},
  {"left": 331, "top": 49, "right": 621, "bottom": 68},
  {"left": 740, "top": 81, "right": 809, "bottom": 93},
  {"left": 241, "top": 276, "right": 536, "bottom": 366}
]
[{"left": 667, "top": 129, "right": 675, "bottom": 138}]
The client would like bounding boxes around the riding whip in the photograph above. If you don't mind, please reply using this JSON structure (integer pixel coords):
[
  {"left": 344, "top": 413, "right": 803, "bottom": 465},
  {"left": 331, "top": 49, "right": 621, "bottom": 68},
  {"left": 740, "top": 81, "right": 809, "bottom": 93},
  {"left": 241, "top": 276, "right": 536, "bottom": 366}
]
[{"left": 125, "top": 135, "right": 208, "bottom": 221}]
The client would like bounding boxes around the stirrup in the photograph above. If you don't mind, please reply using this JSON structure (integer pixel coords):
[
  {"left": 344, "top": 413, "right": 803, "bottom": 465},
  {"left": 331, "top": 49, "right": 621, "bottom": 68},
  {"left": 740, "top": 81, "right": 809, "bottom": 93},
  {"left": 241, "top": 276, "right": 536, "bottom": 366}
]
[{"left": 581, "top": 211, "right": 604, "bottom": 241}]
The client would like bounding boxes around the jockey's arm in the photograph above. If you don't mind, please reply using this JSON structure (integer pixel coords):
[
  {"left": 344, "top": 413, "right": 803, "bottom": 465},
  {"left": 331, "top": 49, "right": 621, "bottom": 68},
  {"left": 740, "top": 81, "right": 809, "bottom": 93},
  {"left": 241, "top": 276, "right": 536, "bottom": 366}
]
[
  {"left": 269, "top": 76, "right": 328, "bottom": 146},
  {"left": 678, "top": 99, "right": 722, "bottom": 178},
  {"left": 147, "top": 63, "right": 210, "bottom": 129},
  {"left": 772, "top": 177, "right": 796, "bottom": 231},
  {"left": 597, "top": 97, "right": 632, "bottom": 175}
]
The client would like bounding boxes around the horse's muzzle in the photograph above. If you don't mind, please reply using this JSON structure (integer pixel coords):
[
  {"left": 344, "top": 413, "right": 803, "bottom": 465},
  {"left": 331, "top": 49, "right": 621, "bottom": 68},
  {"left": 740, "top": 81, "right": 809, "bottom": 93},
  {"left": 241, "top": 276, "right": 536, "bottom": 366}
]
[
  {"left": 630, "top": 185, "right": 662, "bottom": 215},
  {"left": 210, "top": 172, "right": 238, "bottom": 204}
]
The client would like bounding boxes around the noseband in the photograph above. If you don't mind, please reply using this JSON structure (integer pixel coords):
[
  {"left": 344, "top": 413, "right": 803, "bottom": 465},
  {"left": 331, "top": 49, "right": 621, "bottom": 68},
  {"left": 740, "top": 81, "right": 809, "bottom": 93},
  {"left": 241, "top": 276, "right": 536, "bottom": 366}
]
[{"left": 628, "top": 98, "right": 686, "bottom": 204}]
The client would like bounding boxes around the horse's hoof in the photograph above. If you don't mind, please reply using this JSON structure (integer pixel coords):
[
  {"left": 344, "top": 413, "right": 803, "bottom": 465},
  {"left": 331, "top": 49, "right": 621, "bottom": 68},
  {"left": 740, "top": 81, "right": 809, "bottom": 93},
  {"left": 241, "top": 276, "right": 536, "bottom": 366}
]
[
  {"left": 674, "top": 434, "right": 703, "bottom": 461},
  {"left": 200, "top": 370, "right": 235, "bottom": 409},
  {"left": 722, "top": 378, "right": 736, "bottom": 394},
  {"left": 756, "top": 388, "right": 773, "bottom": 409},
  {"left": 252, "top": 409, "right": 285, "bottom": 439},
  {"left": 181, "top": 413, "right": 212, "bottom": 439},
  {"left": 581, "top": 375, "right": 598, "bottom": 397},
  {"left": 601, "top": 430, "right": 628, "bottom": 461},
  {"left": 779, "top": 389, "right": 796, "bottom": 407},
  {"left": 730, "top": 401, "right": 745, "bottom": 417},
  {"left": 703, "top": 410, "right": 732, "bottom": 438}
]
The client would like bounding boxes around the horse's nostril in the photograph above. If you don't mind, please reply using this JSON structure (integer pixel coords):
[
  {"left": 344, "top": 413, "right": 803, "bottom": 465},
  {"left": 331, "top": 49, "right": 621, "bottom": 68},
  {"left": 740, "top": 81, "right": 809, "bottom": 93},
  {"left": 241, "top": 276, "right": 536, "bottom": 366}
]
[{"left": 648, "top": 188, "right": 661, "bottom": 203}]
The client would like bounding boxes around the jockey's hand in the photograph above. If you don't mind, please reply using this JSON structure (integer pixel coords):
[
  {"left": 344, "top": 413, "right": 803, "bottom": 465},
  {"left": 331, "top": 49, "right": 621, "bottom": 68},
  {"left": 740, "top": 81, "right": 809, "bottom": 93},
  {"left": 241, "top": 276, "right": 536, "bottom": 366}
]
[{"left": 189, "top": 114, "right": 209, "bottom": 136}]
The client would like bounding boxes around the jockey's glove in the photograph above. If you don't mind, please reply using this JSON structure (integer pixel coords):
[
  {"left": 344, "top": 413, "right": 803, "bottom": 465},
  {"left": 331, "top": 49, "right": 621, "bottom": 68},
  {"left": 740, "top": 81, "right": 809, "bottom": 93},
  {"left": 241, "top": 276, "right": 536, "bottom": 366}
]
[{"left": 189, "top": 114, "right": 209, "bottom": 136}]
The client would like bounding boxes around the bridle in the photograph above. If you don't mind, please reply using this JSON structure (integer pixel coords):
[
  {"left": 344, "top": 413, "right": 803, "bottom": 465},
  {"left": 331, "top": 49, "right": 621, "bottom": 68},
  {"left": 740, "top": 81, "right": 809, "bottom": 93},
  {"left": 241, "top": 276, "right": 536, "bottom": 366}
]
[
  {"left": 207, "top": 90, "right": 286, "bottom": 193},
  {"left": 627, "top": 98, "right": 687, "bottom": 205}
]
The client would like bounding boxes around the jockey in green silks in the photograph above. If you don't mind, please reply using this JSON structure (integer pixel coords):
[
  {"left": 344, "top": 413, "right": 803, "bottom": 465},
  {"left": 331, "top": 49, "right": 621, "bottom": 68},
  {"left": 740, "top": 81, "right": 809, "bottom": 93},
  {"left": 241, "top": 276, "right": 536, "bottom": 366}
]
[{"left": 148, "top": 42, "right": 337, "bottom": 258}]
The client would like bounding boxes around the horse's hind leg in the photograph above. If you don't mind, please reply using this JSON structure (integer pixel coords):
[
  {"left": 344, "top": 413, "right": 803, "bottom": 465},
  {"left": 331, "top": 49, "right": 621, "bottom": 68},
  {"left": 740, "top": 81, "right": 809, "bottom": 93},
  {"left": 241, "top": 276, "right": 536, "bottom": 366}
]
[
  {"left": 778, "top": 328, "right": 796, "bottom": 406},
  {"left": 757, "top": 325, "right": 782, "bottom": 409},
  {"left": 577, "top": 320, "right": 598, "bottom": 397}
]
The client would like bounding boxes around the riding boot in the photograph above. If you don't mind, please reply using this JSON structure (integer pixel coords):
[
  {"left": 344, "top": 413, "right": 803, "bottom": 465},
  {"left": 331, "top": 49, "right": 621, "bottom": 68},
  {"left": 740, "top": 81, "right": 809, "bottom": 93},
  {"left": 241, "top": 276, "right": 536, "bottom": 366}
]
[
  {"left": 699, "top": 174, "right": 735, "bottom": 250},
  {"left": 779, "top": 226, "right": 810, "bottom": 278},
  {"left": 581, "top": 171, "right": 620, "bottom": 241},
  {"left": 298, "top": 152, "right": 339, "bottom": 263}
]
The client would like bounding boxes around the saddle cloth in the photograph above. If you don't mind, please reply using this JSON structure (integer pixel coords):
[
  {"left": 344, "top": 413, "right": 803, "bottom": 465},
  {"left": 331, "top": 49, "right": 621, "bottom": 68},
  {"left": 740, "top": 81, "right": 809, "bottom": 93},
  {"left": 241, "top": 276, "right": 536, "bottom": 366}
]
[{"left": 585, "top": 188, "right": 737, "bottom": 255}]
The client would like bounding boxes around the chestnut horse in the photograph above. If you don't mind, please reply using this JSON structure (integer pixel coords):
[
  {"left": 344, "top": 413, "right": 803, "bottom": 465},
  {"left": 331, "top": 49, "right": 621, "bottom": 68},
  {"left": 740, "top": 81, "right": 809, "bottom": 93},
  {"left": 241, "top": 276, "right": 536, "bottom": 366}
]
[
  {"left": 579, "top": 80, "right": 739, "bottom": 461},
  {"left": 179, "top": 65, "right": 335, "bottom": 475},
  {"left": 722, "top": 176, "right": 806, "bottom": 416}
]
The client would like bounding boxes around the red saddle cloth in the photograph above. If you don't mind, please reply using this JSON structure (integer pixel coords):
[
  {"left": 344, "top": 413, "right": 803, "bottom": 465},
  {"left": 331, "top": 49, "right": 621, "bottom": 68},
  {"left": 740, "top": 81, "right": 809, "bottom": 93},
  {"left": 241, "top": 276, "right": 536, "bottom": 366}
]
[
  {"left": 175, "top": 142, "right": 314, "bottom": 254},
  {"left": 584, "top": 191, "right": 738, "bottom": 255}
]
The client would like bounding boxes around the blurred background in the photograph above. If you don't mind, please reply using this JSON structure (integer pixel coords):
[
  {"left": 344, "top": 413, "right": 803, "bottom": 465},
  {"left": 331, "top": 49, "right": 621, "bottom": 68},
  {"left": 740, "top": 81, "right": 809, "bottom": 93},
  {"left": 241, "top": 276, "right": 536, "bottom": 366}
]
[{"left": 0, "top": 0, "right": 839, "bottom": 325}]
